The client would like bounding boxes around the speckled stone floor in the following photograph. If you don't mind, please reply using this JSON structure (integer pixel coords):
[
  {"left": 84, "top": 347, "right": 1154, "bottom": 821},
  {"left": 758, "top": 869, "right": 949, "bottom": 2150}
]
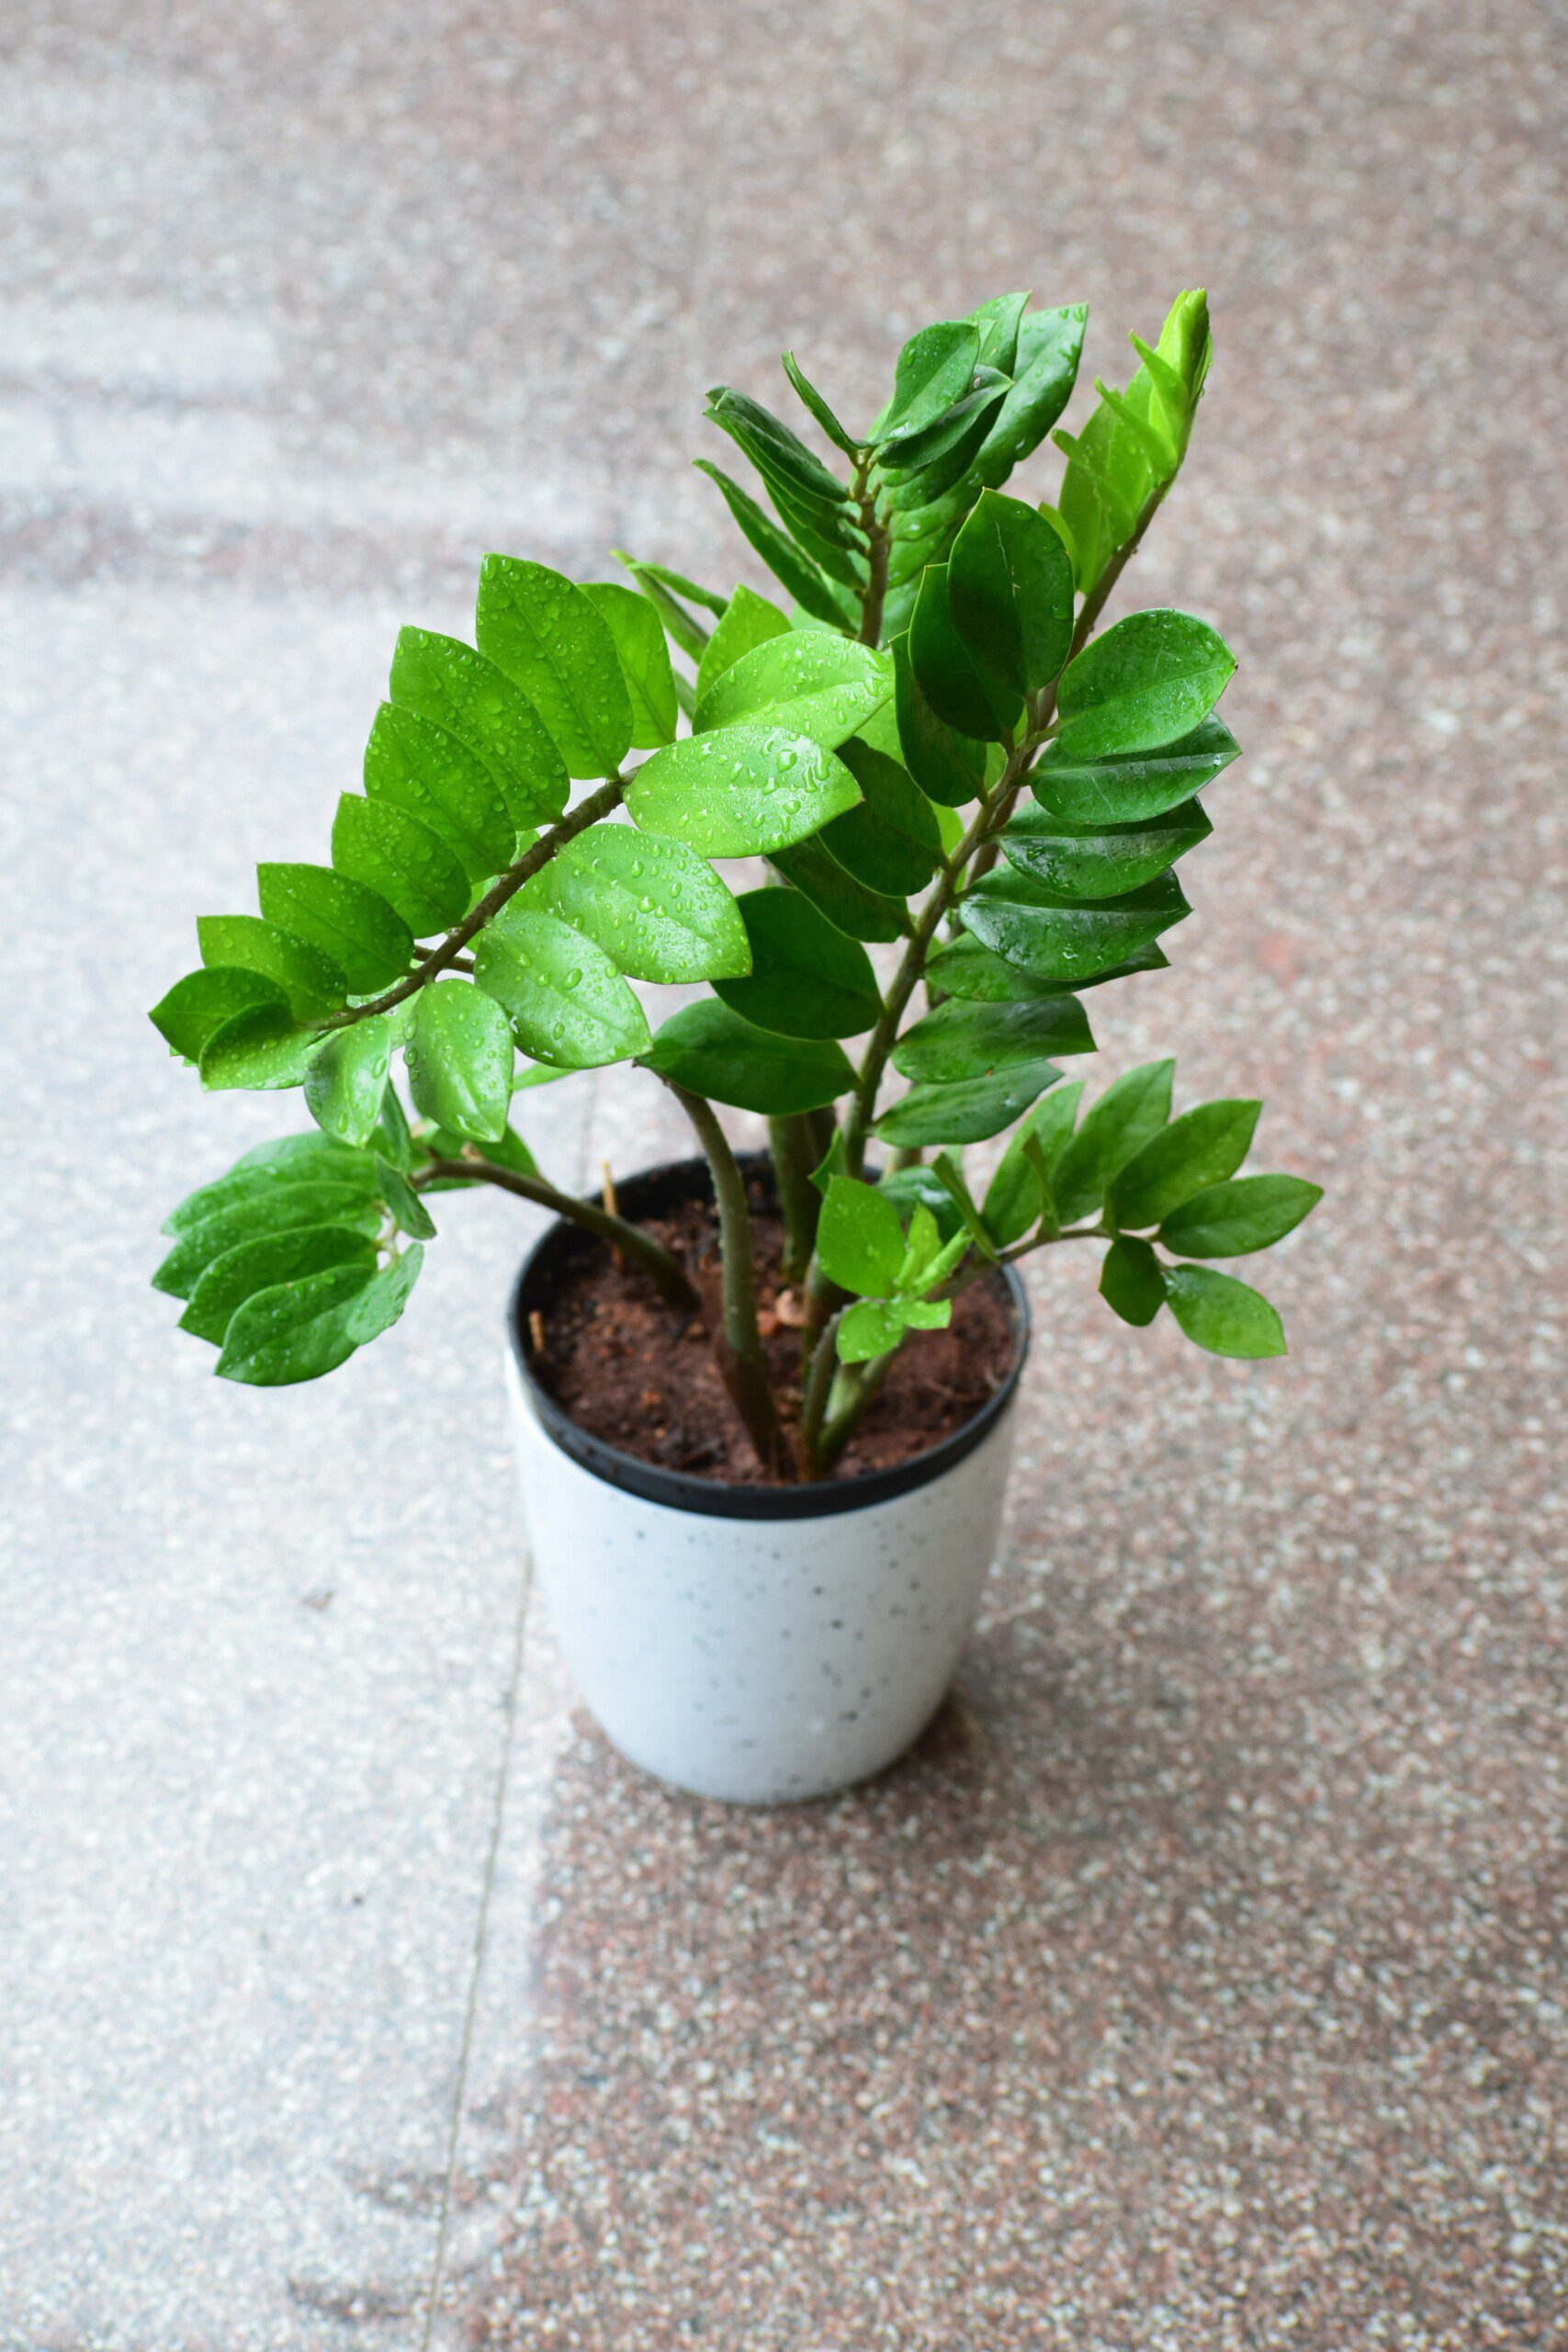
[{"left": 1, "top": 4, "right": 1562, "bottom": 2347}]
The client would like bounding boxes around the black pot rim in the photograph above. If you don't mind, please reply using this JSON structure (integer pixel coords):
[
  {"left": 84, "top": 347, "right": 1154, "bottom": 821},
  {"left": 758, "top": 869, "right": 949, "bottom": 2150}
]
[{"left": 506, "top": 1151, "right": 1031, "bottom": 1522}]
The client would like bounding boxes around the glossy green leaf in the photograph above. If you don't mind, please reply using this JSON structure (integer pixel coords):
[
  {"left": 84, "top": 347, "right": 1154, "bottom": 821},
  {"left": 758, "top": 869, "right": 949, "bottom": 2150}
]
[
  {"left": 376, "top": 1155, "right": 436, "bottom": 1238},
  {"left": 198, "top": 1005, "right": 318, "bottom": 1091},
  {"left": 1107, "top": 1100, "right": 1262, "bottom": 1230},
  {"left": 475, "top": 909, "right": 650, "bottom": 1069},
  {"left": 982, "top": 1081, "right": 1085, "bottom": 1245},
  {"left": 874, "top": 1061, "right": 1060, "bottom": 1148},
  {"left": 820, "top": 740, "right": 942, "bottom": 897},
  {"left": 344, "top": 1246, "right": 423, "bottom": 1346},
  {"left": 613, "top": 551, "right": 718, "bottom": 661},
  {"left": 1158, "top": 1173, "right": 1323, "bottom": 1258},
  {"left": 962, "top": 866, "right": 1189, "bottom": 983},
  {"left": 836, "top": 1297, "right": 908, "bottom": 1363},
  {"left": 151, "top": 967, "right": 289, "bottom": 1063},
  {"left": 695, "top": 632, "right": 892, "bottom": 748},
  {"left": 404, "top": 981, "right": 513, "bottom": 1144},
  {"left": 1054, "top": 289, "right": 1210, "bottom": 598},
  {"left": 908, "top": 565, "right": 1021, "bottom": 742},
  {"left": 1055, "top": 610, "right": 1235, "bottom": 762},
  {"left": 642, "top": 1001, "right": 852, "bottom": 1114},
  {"left": 625, "top": 726, "right": 861, "bottom": 859},
  {"left": 304, "top": 1016, "right": 392, "bottom": 1148},
  {"left": 371, "top": 1080, "right": 415, "bottom": 1171},
  {"left": 948, "top": 491, "right": 1075, "bottom": 696},
  {"left": 363, "top": 703, "right": 518, "bottom": 881},
  {"left": 388, "top": 628, "right": 569, "bottom": 829},
  {"left": 522, "top": 824, "right": 750, "bottom": 984},
  {"left": 153, "top": 1182, "right": 383, "bottom": 1299},
  {"left": 816, "top": 1175, "right": 908, "bottom": 1296},
  {"left": 1100, "top": 1236, "right": 1167, "bottom": 1328},
  {"left": 767, "top": 836, "right": 908, "bottom": 944},
  {"left": 876, "top": 371, "right": 1008, "bottom": 480},
  {"left": 196, "top": 918, "right": 345, "bottom": 1022},
  {"left": 256, "top": 864, "right": 412, "bottom": 995},
  {"left": 893, "top": 632, "right": 986, "bottom": 808},
  {"left": 331, "top": 795, "right": 469, "bottom": 937},
  {"left": 694, "top": 460, "right": 853, "bottom": 628},
  {"left": 214, "top": 1261, "right": 378, "bottom": 1385},
  {"left": 705, "top": 386, "right": 854, "bottom": 516},
  {"left": 1000, "top": 799, "right": 1212, "bottom": 899},
  {"left": 164, "top": 1137, "right": 378, "bottom": 1233},
  {"left": 694, "top": 584, "right": 790, "bottom": 705},
  {"left": 1053, "top": 1059, "right": 1174, "bottom": 1225},
  {"left": 1164, "top": 1264, "right": 1285, "bottom": 1359},
  {"left": 971, "top": 292, "right": 1031, "bottom": 376},
  {"left": 976, "top": 303, "right": 1087, "bottom": 483},
  {"left": 582, "top": 582, "right": 678, "bottom": 749},
  {"left": 180, "top": 1225, "right": 378, "bottom": 1346},
  {"left": 877, "top": 1166, "right": 965, "bottom": 1244},
  {"left": 474, "top": 557, "right": 633, "bottom": 779},
  {"left": 782, "top": 352, "right": 860, "bottom": 456},
  {"left": 713, "top": 886, "right": 879, "bottom": 1039},
  {"left": 926, "top": 932, "right": 1168, "bottom": 1001},
  {"left": 877, "top": 321, "right": 980, "bottom": 447},
  {"left": 1031, "top": 714, "right": 1241, "bottom": 826},
  {"left": 891, "top": 994, "right": 1092, "bottom": 1083}
]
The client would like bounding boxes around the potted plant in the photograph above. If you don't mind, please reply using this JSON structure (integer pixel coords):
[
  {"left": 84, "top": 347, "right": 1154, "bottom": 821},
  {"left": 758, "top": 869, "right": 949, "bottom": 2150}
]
[{"left": 152, "top": 286, "right": 1321, "bottom": 1804}]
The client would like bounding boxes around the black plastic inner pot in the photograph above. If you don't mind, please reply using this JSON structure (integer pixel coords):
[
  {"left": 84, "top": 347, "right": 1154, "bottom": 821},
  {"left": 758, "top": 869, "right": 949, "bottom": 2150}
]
[{"left": 507, "top": 1151, "right": 1031, "bottom": 1522}]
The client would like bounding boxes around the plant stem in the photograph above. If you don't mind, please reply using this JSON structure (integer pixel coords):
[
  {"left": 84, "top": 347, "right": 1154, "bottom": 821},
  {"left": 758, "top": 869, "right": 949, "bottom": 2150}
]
[
  {"left": 320, "top": 775, "right": 626, "bottom": 1031},
  {"left": 414, "top": 1152, "right": 699, "bottom": 1313},
  {"left": 795, "top": 1306, "right": 843, "bottom": 1478},
  {"left": 659, "top": 1081, "right": 789, "bottom": 1477},
  {"left": 767, "top": 1114, "right": 820, "bottom": 1284},
  {"left": 816, "top": 1350, "right": 895, "bottom": 1473},
  {"left": 853, "top": 459, "right": 890, "bottom": 648}
]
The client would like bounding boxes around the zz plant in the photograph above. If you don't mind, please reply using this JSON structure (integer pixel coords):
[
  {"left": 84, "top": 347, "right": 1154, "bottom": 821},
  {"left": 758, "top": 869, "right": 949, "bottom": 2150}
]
[{"left": 152, "top": 286, "right": 1320, "bottom": 1478}]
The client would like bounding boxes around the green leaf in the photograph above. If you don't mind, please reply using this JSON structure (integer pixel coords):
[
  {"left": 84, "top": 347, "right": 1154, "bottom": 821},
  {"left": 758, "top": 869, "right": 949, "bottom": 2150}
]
[
  {"left": 948, "top": 491, "right": 1075, "bottom": 697},
  {"left": 196, "top": 918, "right": 344, "bottom": 1021},
  {"left": 1053, "top": 1059, "right": 1174, "bottom": 1225},
  {"left": 836, "top": 1297, "right": 908, "bottom": 1363},
  {"left": 331, "top": 795, "right": 470, "bottom": 936},
  {"left": 474, "top": 557, "right": 633, "bottom": 779},
  {"left": 153, "top": 1182, "right": 383, "bottom": 1299},
  {"left": 695, "top": 632, "right": 892, "bottom": 748},
  {"left": 388, "top": 628, "right": 569, "bottom": 830},
  {"left": 876, "top": 371, "right": 1008, "bottom": 479},
  {"left": 214, "top": 1262, "right": 378, "bottom": 1385},
  {"left": 1158, "top": 1173, "right": 1323, "bottom": 1258},
  {"left": 1054, "top": 290, "right": 1209, "bottom": 598},
  {"left": 581, "top": 582, "right": 678, "bottom": 749},
  {"left": 198, "top": 1005, "right": 318, "bottom": 1091},
  {"left": 363, "top": 703, "right": 518, "bottom": 881},
  {"left": 1032, "top": 715, "right": 1241, "bottom": 827},
  {"left": 1107, "top": 1100, "right": 1262, "bottom": 1230},
  {"left": 970, "top": 292, "right": 1031, "bottom": 376},
  {"left": 976, "top": 303, "right": 1087, "bottom": 483},
  {"left": 475, "top": 909, "right": 650, "bottom": 1069},
  {"left": 522, "top": 824, "right": 750, "bottom": 984},
  {"left": 926, "top": 932, "right": 1168, "bottom": 1001},
  {"left": 403, "top": 981, "right": 513, "bottom": 1143},
  {"left": 820, "top": 740, "right": 942, "bottom": 896},
  {"left": 982, "top": 1080, "right": 1085, "bottom": 1245},
  {"left": 1163, "top": 1264, "right": 1285, "bottom": 1359},
  {"left": 893, "top": 632, "right": 986, "bottom": 808},
  {"left": 908, "top": 564, "right": 1021, "bottom": 742},
  {"left": 877, "top": 321, "right": 981, "bottom": 447},
  {"left": 891, "top": 995, "right": 1092, "bottom": 1084},
  {"left": 151, "top": 967, "right": 289, "bottom": 1063},
  {"left": 164, "top": 1136, "right": 378, "bottom": 1231},
  {"left": 714, "top": 886, "right": 879, "bottom": 1039},
  {"left": 877, "top": 1165, "right": 964, "bottom": 1243},
  {"left": 642, "top": 1001, "right": 852, "bottom": 1114},
  {"left": 694, "top": 584, "right": 791, "bottom": 705},
  {"left": 694, "top": 459, "right": 853, "bottom": 628},
  {"left": 376, "top": 1155, "right": 436, "bottom": 1238},
  {"left": 256, "top": 864, "right": 412, "bottom": 995},
  {"left": 816, "top": 1175, "right": 908, "bottom": 1296},
  {"left": 875, "top": 1061, "right": 1060, "bottom": 1148},
  {"left": 625, "top": 726, "right": 862, "bottom": 859},
  {"left": 304, "top": 1017, "right": 392, "bottom": 1148},
  {"left": 371, "top": 1077, "right": 414, "bottom": 1171},
  {"left": 962, "top": 866, "right": 1189, "bottom": 983},
  {"left": 1055, "top": 610, "right": 1235, "bottom": 762},
  {"left": 1000, "top": 799, "right": 1212, "bottom": 899},
  {"left": 1100, "top": 1236, "right": 1167, "bottom": 1328},
  {"left": 782, "top": 352, "right": 861, "bottom": 456},
  {"left": 180, "top": 1225, "right": 378, "bottom": 1345},
  {"left": 767, "top": 837, "right": 908, "bottom": 944},
  {"left": 705, "top": 385, "right": 855, "bottom": 516},
  {"left": 612, "top": 551, "right": 718, "bottom": 662},
  {"left": 344, "top": 1246, "right": 424, "bottom": 1346}
]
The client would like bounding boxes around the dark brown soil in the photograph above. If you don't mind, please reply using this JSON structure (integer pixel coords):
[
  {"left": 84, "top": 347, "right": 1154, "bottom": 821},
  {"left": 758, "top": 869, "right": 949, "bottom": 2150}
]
[{"left": 527, "top": 1189, "right": 1017, "bottom": 1487}]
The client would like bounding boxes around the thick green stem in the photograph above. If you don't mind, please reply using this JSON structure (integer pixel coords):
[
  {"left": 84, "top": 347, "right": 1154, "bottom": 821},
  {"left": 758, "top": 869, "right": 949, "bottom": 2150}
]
[
  {"left": 795, "top": 1306, "right": 843, "bottom": 1479},
  {"left": 854, "top": 462, "right": 890, "bottom": 648},
  {"left": 817, "top": 1349, "right": 895, "bottom": 1474},
  {"left": 660, "top": 1081, "right": 789, "bottom": 1477},
  {"left": 414, "top": 1153, "right": 699, "bottom": 1312},
  {"left": 768, "top": 1115, "right": 820, "bottom": 1284}
]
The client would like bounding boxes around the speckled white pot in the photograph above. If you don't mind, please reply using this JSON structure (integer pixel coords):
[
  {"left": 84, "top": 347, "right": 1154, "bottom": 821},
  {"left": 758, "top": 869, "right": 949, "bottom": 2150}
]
[{"left": 505, "top": 1157, "right": 1029, "bottom": 1806}]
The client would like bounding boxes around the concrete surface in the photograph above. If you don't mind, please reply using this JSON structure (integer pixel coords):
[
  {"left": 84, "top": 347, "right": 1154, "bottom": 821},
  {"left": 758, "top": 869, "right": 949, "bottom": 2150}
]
[{"left": 0, "top": 3, "right": 1562, "bottom": 2347}]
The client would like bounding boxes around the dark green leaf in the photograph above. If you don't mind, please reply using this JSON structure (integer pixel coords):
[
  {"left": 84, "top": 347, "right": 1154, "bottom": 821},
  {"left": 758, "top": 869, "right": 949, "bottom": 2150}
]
[
  {"left": 404, "top": 981, "right": 513, "bottom": 1143},
  {"left": 376, "top": 1155, "right": 436, "bottom": 1238},
  {"left": 625, "top": 726, "right": 862, "bottom": 858},
  {"left": 475, "top": 908, "right": 650, "bottom": 1069},
  {"left": 767, "top": 837, "right": 908, "bottom": 944},
  {"left": 154, "top": 1182, "right": 382, "bottom": 1299},
  {"left": 1055, "top": 609, "right": 1235, "bottom": 762},
  {"left": 1000, "top": 799, "right": 1212, "bottom": 899},
  {"left": 705, "top": 385, "right": 854, "bottom": 515},
  {"left": 1158, "top": 1173, "right": 1323, "bottom": 1258},
  {"left": 976, "top": 304, "right": 1087, "bottom": 483},
  {"left": 1053, "top": 1059, "right": 1174, "bottom": 1224},
  {"left": 256, "top": 864, "right": 412, "bottom": 995},
  {"left": 1164, "top": 1264, "right": 1285, "bottom": 1359},
  {"left": 474, "top": 557, "right": 633, "bottom": 779},
  {"left": 642, "top": 1001, "right": 852, "bottom": 1114},
  {"left": 694, "top": 584, "right": 790, "bottom": 704},
  {"left": 523, "top": 824, "right": 749, "bottom": 983},
  {"left": 970, "top": 292, "right": 1031, "bottom": 376},
  {"left": 891, "top": 994, "right": 1092, "bottom": 1083},
  {"left": 694, "top": 460, "right": 855, "bottom": 628},
  {"left": 1031, "top": 714, "right": 1241, "bottom": 826},
  {"left": 877, "top": 321, "right": 980, "bottom": 447},
  {"left": 982, "top": 1080, "right": 1084, "bottom": 1244},
  {"left": 1108, "top": 1099, "right": 1261, "bottom": 1230},
  {"left": 331, "top": 795, "right": 470, "bottom": 936},
  {"left": 875, "top": 371, "right": 1007, "bottom": 479},
  {"left": 581, "top": 582, "right": 678, "bottom": 749},
  {"left": 909, "top": 564, "right": 1021, "bottom": 742},
  {"left": 782, "top": 352, "right": 860, "bottom": 456},
  {"left": 816, "top": 1175, "right": 907, "bottom": 1296},
  {"left": 344, "top": 1246, "right": 423, "bottom": 1346},
  {"left": 962, "top": 866, "right": 1189, "bottom": 983},
  {"left": 371, "top": 1076, "right": 414, "bottom": 1170},
  {"left": 180, "top": 1225, "right": 378, "bottom": 1345},
  {"left": 694, "top": 633, "right": 892, "bottom": 748},
  {"left": 198, "top": 1005, "right": 318, "bottom": 1091},
  {"left": 196, "top": 918, "right": 344, "bottom": 1021},
  {"left": 714, "top": 886, "right": 880, "bottom": 1039},
  {"left": 151, "top": 967, "right": 288, "bottom": 1063},
  {"left": 874, "top": 1061, "right": 1060, "bottom": 1148},
  {"left": 215, "top": 1262, "right": 378, "bottom": 1385},
  {"left": 1100, "top": 1236, "right": 1167, "bottom": 1327},
  {"left": 388, "top": 628, "right": 568, "bottom": 829},
  {"left": 164, "top": 1136, "right": 377, "bottom": 1232},
  {"left": 926, "top": 932, "right": 1170, "bottom": 1001},
  {"left": 877, "top": 1165, "right": 965, "bottom": 1243},
  {"left": 820, "top": 739, "right": 942, "bottom": 897},
  {"left": 893, "top": 631, "right": 986, "bottom": 808},
  {"left": 948, "top": 491, "right": 1074, "bottom": 696},
  {"left": 304, "top": 1016, "right": 392, "bottom": 1148}
]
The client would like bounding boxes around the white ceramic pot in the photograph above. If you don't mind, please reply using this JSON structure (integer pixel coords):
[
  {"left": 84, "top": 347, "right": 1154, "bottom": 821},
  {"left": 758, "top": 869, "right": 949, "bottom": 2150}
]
[{"left": 506, "top": 1158, "right": 1029, "bottom": 1806}]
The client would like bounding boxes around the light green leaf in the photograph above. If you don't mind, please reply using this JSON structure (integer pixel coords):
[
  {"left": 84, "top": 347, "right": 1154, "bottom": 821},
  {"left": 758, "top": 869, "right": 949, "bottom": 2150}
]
[
  {"left": 196, "top": 918, "right": 345, "bottom": 1022},
  {"left": 582, "top": 582, "right": 678, "bottom": 749},
  {"left": 376, "top": 1155, "right": 436, "bottom": 1238},
  {"left": 816, "top": 1175, "right": 908, "bottom": 1297},
  {"left": 388, "top": 627, "right": 569, "bottom": 829},
  {"left": 626, "top": 726, "right": 862, "bottom": 858},
  {"left": 215, "top": 1262, "right": 379, "bottom": 1385},
  {"left": 1055, "top": 609, "right": 1235, "bottom": 762},
  {"left": 877, "top": 320, "right": 981, "bottom": 447},
  {"left": 475, "top": 908, "right": 650, "bottom": 1069},
  {"left": 1054, "top": 289, "right": 1209, "bottom": 598},
  {"left": 694, "top": 583, "right": 791, "bottom": 705},
  {"left": 344, "top": 1245, "right": 424, "bottom": 1346},
  {"left": 198, "top": 1005, "right": 319, "bottom": 1091},
  {"left": 820, "top": 740, "right": 942, "bottom": 896},
  {"left": 836, "top": 1297, "right": 908, "bottom": 1363},
  {"left": 962, "top": 865, "right": 1189, "bottom": 983},
  {"left": 642, "top": 1001, "right": 852, "bottom": 1114},
  {"left": 475, "top": 557, "right": 633, "bottom": 779},
  {"left": 522, "top": 824, "right": 750, "bottom": 984},
  {"left": 1031, "top": 714, "right": 1241, "bottom": 826},
  {"left": 714, "top": 886, "right": 879, "bottom": 1038},
  {"left": 1107, "top": 1099, "right": 1261, "bottom": 1230},
  {"left": 695, "top": 632, "right": 892, "bottom": 748},
  {"left": 1100, "top": 1236, "right": 1167, "bottom": 1328},
  {"left": 891, "top": 995, "right": 1093, "bottom": 1084},
  {"left": 153, "top": 1182, "right": 383, "bottom": 1299},
  {"left": 970, "top": 292, "right": 1031, "bottom": 376},
  {"left": 331, "top": 795, "right": 470, "bottom": 936},
  {"left": 151, "top": 967, "right": 289, "bottom": 1064},
  {"left": 164, "top": 1136, "right": 378, "bottom": 1233},
  {"left": 782, "top": 352, "right": 861, "bottom": 456},
  {"left": 948, "top": 491, "right": 1075, "bottom": 696},
  {"left": 982, "top": 1080, "right": 1085, "bottom": 1245},
  {"left": 1164, "top": 1264, "right": 1285, "bottom": 1359},
  {"left": 404, "top": 981, "right": 513, "bottom": 1143},
  {"left": 694, "top": 460, "right": 854, "bottom": 628},
  {"left": 874, "top": 1061, "right": 1060, "bottom": 1148},
  {"left": 304, "top": 1016, "right": 392, "bottom": 1148},
  {"left": 256, "top": 864, "right": 412, "bottom": 995},
  {"left": 976, "top": 303, "right": 1087, "bottom": 483},
  {"left": 363, "top": 702, "right": 518, "bottom": 880},
  {"left": 180, "top": 1225, "right": 378, "bottom": 1346},
  {"left": 767, "top": 836, "right": 908, "bottom": 943},
  {"left": 1000, "top": 799, "right": 1212, "bottom": 899},
  {"left": 1158, "top": 1173, "right": 1323, "bottom": 1258},
  {"left": 1053, "top": 1059, "right": 1174, "bottom": 1224}
]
